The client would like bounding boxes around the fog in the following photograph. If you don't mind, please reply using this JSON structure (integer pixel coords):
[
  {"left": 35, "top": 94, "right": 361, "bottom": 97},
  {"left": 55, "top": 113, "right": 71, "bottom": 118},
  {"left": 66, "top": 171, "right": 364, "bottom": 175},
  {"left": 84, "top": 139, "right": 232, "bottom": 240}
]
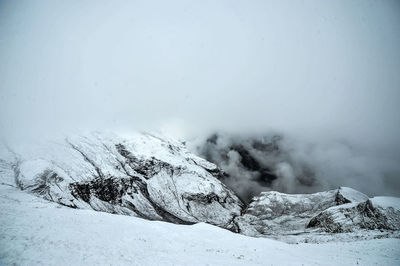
[{"left": 1, "top": 0, "right": 399, "bottom": 197}]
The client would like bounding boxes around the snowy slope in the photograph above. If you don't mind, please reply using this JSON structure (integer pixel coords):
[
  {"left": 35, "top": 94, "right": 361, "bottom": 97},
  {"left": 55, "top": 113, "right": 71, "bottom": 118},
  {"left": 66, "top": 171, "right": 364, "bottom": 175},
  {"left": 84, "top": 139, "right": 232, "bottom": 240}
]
[
  {"left": 1, "top": 184, "right": 399, "bottom": 266},
  {"left": 371, "top": 196, "right": 400, "bottom": 210}
]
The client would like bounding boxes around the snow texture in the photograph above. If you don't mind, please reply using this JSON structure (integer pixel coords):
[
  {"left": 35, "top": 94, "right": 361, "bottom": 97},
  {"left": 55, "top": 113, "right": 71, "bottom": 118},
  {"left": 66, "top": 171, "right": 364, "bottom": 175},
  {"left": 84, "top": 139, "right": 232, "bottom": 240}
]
[{"left": 1, "top": 184, "right": 399, "bottom": 266}]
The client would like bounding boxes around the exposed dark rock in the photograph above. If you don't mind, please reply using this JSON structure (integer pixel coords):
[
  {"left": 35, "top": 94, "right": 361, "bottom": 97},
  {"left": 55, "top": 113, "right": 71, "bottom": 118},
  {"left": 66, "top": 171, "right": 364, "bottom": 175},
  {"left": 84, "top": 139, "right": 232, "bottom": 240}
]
[
  {"left": 23, "top": 170, "right": 64, "bottom": 201},
  {"left": 115, "top": 143, "right": 181, "bottom": 178},
  {"left": 203, "top": 167, "right": 229, "bottom": 180},
  {"left": 70, "top": 177, "right": 135, "bottom": 204},
  {"left": 183, "top": 192, "right": 221, "bottom": 204},
  {"left": 70, "top": 182, "right": 91, "bottom": 203},
  {"left": 307, "top": 200, "right": 400, "bottom": 233},
  {"left": 335, "top": 190, "right": 352, "bottom": 205},
  {"left": 69, "top": 176, "right": 194, "bottom": 224}
]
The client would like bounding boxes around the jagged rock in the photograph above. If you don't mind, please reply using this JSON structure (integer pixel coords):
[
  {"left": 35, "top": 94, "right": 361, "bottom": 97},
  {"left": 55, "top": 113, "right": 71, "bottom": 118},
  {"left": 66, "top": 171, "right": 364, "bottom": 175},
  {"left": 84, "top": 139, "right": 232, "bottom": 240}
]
[
  {"left": 307, "top": 197, "right": 400, "bottom": 233},
  {"left": 235, "top": 187, "right": 369, "bottom": 236}
]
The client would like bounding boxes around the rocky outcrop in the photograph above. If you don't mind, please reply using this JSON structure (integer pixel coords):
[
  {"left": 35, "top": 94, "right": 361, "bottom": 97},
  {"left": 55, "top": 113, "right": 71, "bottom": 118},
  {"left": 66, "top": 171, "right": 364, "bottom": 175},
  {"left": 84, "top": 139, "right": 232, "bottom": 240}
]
[
  {"left": 234, "top": 187, "right": 369, "bottom": 236},
  {"left": 233, "top": 187, "right": 400, "bottom": 242},
  {"left": 307, "top": 197, "right": 400, "bottom": 233}
]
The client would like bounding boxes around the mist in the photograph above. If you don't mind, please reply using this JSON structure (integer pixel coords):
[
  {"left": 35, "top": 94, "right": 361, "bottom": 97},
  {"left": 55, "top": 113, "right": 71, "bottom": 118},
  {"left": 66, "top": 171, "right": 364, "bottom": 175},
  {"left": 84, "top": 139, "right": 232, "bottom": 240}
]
[
  {"left": 1, "top": 0, "right": 399, "bottom": 197},
  {"left": 193, "top": 132, "right": 400, "bottom": 202}
]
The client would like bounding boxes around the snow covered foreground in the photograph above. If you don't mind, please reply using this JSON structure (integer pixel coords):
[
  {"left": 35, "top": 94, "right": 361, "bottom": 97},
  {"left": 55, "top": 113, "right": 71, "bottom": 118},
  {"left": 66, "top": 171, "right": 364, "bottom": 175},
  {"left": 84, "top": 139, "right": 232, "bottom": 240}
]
[{"left": 1, "top": 184, "right": 399, "bottom": 266}]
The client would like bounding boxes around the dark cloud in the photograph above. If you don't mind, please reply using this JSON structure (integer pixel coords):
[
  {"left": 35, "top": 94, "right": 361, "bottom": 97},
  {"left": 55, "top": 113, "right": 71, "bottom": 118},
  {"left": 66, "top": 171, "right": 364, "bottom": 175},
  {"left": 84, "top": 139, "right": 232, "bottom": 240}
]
[{"left": 193, "top": 132, "right": 400, "bottom": 202}]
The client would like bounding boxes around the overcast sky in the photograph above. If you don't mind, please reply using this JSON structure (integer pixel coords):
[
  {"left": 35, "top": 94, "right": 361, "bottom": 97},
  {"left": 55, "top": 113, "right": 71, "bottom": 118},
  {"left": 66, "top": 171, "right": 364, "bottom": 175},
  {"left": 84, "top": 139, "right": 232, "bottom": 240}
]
[{"left": 1, "top": 0, "right": 400, "bottom": 155}]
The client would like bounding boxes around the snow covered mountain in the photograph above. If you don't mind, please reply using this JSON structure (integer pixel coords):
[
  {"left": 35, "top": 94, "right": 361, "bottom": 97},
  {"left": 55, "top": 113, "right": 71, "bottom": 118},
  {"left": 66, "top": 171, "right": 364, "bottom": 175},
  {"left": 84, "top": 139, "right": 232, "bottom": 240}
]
[
  {"left": 236, "top": 187, "right": 368, "bottom": 236},
  {"left": 236, "top": 187, "right": 400, "bottom": 242},
  {"left": 0, "top": 132, "right": 243, "bottom": 229},
  {"left": 0, "top": 131, "right": 399, "bottom": 244}
]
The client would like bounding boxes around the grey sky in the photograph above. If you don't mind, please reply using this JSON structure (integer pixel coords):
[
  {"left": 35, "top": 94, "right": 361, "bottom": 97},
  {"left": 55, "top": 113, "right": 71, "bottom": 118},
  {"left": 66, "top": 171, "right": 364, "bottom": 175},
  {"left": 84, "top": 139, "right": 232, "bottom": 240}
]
[{"left": 1, "top": 0, "right": 400, "bottom": 155}]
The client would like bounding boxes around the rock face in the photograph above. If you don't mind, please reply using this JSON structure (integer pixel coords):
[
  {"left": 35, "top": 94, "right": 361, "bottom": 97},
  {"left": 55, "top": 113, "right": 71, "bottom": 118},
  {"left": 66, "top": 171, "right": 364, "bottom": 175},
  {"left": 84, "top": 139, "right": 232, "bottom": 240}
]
[
  {"left": 234, "top": 187, "right": 369, "bottom": 237},
  {"left": 307, "top": 197, "right": 400, "bottom": 233},
  {"left": 1, "top": 132, "right": 399, "bottom": 242},
  {"left": 0, "top": 132, "right": 243, "bottom": 229},
  {"left": 234, "top": 187, "right": 399, "bottom": 242}
]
